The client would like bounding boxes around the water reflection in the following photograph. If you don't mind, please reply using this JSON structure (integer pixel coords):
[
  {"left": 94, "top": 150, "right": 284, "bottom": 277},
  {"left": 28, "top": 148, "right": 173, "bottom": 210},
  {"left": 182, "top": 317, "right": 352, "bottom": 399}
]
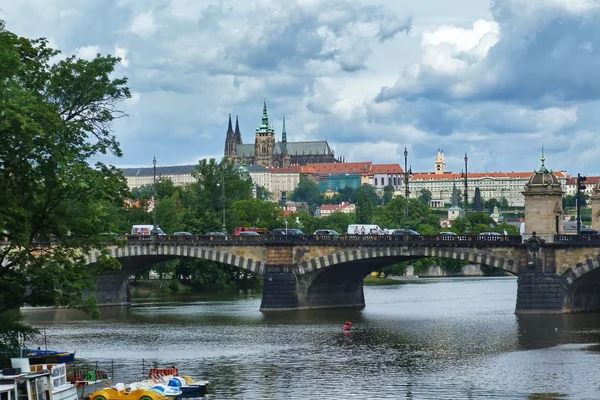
[{"left": 21, "top": 278, "right": 600, "bottom": 399}]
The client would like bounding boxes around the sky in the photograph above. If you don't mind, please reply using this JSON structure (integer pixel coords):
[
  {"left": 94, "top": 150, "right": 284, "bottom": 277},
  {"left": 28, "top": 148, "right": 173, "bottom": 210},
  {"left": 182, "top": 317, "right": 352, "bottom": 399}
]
[{"left": 2, "top": 0, "right": 600, "bottom": 176}]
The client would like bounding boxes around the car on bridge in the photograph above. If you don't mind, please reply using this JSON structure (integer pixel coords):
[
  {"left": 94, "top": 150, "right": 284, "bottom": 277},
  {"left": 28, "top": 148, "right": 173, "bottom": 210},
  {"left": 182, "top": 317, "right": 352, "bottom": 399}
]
[
  {"left": 313, "top": 229, "right": 339, "bottom": 235},
  {"left": 271, "top": 228, "right": 305, "bottom": 236},
  {"left": 238, "top": 231, "right": 261, "bottom": 236},
  {"left": 478, "top": 232, "right": 502, "bottom": 241},
  {"left": 174, "top": 231, "right": 193, "bottom": 236},
  {"left": 391, "top": 229, "right": 420, "bottom": 236},
  {"left": 204, "top": 232, "right": 226, "bottom": 236}
]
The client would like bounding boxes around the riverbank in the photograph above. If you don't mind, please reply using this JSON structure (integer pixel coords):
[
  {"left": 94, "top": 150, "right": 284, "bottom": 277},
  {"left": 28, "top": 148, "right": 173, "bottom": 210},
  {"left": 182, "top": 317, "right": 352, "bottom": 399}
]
[{"left": 131, "top": 276, "right": 422, "bottom": 296}]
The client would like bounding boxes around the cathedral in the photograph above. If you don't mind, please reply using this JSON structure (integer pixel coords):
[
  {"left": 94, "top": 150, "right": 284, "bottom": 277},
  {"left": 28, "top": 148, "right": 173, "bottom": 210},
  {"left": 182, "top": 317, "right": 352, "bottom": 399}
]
[{"left": 224, "top": 100, "right": 340, "bottom": 167}]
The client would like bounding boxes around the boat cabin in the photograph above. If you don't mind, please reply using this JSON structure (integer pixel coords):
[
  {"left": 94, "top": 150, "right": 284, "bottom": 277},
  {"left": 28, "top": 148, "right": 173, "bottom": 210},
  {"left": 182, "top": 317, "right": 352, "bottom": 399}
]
[{"left": 0, "top": 369, "right": 54, "bottom": 400}]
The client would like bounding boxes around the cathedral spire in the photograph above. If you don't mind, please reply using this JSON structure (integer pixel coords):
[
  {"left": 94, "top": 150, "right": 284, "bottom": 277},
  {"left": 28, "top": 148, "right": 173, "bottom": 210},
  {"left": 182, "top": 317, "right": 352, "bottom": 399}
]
[
  {"left": 235, "top": 115, "right": 242, "bottom": 144},
  {"left": 227, "top": 114, "right": 233, "bottom": 136},
  {"left": 282, "top": 114, "right": 287, "bottom": 143},
  {"left": 262, "top": 98, "right": 269, "bottom": 125}
]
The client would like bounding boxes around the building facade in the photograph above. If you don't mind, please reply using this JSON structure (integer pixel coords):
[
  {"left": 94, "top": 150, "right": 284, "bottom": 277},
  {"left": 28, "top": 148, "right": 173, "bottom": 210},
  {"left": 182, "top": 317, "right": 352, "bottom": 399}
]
[{"left": 224, "top": 100, "right": 340, "bottom": 168}]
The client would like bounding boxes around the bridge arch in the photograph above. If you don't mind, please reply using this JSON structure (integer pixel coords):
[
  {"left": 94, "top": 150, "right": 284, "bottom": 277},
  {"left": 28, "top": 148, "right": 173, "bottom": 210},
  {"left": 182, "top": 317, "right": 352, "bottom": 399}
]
[
  {"left": 295, "top": 246, "right": 519, "bottom": 276},
  {"left": 561, "top": 256, "right": 600, "bottom": 313},
  {"left": 86, "top": 244, "right": 266, "bottom": 275},
  {"left": 291, "top": 245, "right": 520, "bottom": 310},
  {"left": 86, "top": 244, "right": 266, "bottom": 306}
]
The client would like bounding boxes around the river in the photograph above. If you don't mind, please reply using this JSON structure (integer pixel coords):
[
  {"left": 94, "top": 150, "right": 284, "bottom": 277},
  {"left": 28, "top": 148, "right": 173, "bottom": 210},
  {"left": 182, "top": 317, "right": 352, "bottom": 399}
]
[{"left": 23, "top": 277, "right": 600, "bottom": 399}]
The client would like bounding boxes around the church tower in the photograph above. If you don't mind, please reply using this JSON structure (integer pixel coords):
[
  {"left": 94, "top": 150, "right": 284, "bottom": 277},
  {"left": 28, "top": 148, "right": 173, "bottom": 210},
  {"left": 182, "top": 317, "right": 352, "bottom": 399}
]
[
  {"left": 254, "top": 99, "right": 276, "bottom": 167},
  {"left": 224, "top": 114, "right": 236, "bottom": 158},
  {"left": 281, "top": 114, "right": 291, "bottom": 168},
  {"left": 234, "top": 115, "right": 243, "bottom": 145},
  {"left": 435, "top": 149, "right": 446, "bottom": 174}
]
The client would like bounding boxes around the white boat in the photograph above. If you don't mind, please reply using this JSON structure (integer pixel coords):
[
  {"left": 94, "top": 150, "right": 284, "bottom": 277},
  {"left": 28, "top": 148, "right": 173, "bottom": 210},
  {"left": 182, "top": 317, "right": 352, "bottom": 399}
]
[
  {"left": 127, "top": 381, "right": 181, "bottom": 400},
  {"left": 14, "top": 359, "right": 79, "bottom": 400},
  {"left": 0, "top": 367, "right": 56, "bottom": 400}
]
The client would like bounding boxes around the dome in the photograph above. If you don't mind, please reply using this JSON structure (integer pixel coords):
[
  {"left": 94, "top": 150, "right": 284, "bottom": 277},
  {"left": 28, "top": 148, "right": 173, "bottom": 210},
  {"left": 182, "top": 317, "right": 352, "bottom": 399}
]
[{"left": 526, "top": 157, "right": 560, "bottom": 187}]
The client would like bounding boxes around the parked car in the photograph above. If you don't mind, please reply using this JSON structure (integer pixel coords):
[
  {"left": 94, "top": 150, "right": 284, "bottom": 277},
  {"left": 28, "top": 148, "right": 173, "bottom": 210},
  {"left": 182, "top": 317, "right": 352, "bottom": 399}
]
[
  {"left": 204, "top": 232, "right": 226, "bottom": 236},
  {"left": 439, "top": 231, "right": 457, "bottom": 236},
  {"left": 391, "top": 229, "right": 420, "bottom": 236},
  {"left": 173, "top": 231, "right": 193, "bottom": 236},
  {"left": 271, "top": 228, "right": 305, "bottom": 235},
  {"left": 478, "top": 232, "right": 502, "bottom": 241},
  {"left": 579, "top": 228, "right": 599, "bottom": 235},
  {"left": 313, "top": 229, "right": 340, "bottom": 235},
  {"left": 239, "top": 231, "right": 261, "bottom": 236}
]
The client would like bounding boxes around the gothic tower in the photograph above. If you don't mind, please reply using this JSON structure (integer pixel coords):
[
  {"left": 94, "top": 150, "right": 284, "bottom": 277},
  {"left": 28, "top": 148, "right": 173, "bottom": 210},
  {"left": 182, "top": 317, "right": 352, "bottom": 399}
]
[
  {"left": 281, "top": 114, "right": 291, "bottom": 168},
  {"left": 254, "top": 99, "right": 276, "bottom": 167},
  {"left": 234, "top": 115, "right": 243, "bottom": 145},
  {"left": 224, "top": 114, "right": 236, "bottom": 158},
  {"left": 435, "top": 149, "right": 446, "bottom": 174}
]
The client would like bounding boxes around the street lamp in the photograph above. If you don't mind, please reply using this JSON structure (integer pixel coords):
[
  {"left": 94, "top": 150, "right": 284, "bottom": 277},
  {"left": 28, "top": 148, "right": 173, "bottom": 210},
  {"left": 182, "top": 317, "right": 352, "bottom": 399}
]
[
  {"left": 216, "top": 175, "right": 226, "bottom": 234},
  {"left": 151, "top": 157, "right": 159, "bottom": 242},
  {"left": 463, "top": 153, "right": 468, "bottom": 215},
  {"left": 404, "top": 147, "right": 409, "bottom": 219}
]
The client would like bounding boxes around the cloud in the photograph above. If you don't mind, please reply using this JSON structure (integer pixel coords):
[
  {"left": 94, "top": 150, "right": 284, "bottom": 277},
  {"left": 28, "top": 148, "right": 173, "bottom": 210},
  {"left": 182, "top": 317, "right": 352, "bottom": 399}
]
[
  {"left": 377, "top": 0, "right": 600, "bottom": 104},
  {"left": 2, "top": 0, "right": 600, "bottom": 175}
]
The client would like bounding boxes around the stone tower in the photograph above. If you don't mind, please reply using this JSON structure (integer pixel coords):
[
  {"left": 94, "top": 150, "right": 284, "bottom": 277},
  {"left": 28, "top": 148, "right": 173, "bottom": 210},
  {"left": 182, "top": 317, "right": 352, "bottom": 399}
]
[
  {"left": 234, "top": 115, "right": 243, "bottom": 146},
  {"left": 522, "top": 156, "right": 564, "bottom": 238},
  {"left": 435, "top": 149, "right": 446, "bottom": 174},
  {"left": 280, "top": 114, "right": 291, "bottom": 168},
  {"left": 224, "top": 114, "right": 236, "bottom": 157},
  {"left": 254, "top": 99, "right": 276, "bottom": 167},
  {"left": 590, "top": 180, "right": 600, "bottom": 231}
]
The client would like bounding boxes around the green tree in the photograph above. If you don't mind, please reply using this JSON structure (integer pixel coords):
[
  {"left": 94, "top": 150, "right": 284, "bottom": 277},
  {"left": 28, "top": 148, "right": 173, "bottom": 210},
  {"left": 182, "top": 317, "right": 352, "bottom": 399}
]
[
  {"left": 382, "top": 185, "right": 395, "bottom": 205},
  {"left": 290, "top": 178, "right": 323, "bottom": 207},
  {"left": 499, "top": 197, "right": 509, "bottom": 209},
  {"left": 255, "top": 185, "right": 271, "bottom": 201},
  {"left": 484, "top": 198, "right": 500, "bottom": 211},
  {"left": 355, "top": 185, "right": 375, "bottom": 224},
  {"left": 232, "top": 198, "right": 283, "bottom": 230},
  {"left": 0, "top": 20, "right": 130, "bottom": 353},
  {"left": 418, "top": 189, "right": 432, "bottom": 205}
]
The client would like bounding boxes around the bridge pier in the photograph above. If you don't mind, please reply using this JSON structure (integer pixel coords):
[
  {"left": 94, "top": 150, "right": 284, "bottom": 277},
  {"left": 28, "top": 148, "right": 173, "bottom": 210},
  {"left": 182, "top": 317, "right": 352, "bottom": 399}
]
[{"left": 94, "top": 270, "right": 131, "bottom": 306}]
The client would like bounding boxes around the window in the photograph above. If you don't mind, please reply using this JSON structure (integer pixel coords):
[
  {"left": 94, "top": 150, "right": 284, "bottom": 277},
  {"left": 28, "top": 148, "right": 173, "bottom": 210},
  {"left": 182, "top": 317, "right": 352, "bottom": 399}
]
[{"left": 375, "top": 178, "right": 378, "bottom": 186}]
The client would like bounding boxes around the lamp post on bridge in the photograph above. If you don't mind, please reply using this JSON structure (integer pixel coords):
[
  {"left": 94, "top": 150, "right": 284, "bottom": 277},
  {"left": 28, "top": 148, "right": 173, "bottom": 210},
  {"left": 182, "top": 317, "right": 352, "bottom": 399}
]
[
  {"left": 217, "top": 174, "right": 226, "bottom": 234},
  {"left": 404, "top": 147, "right": 409, "bottom": 224},
  {"left": 463, "top": 153, "right": 468, "bottom": 215},
  {"left": 151, "top": 157, "right": 159, "bottom": 244}
]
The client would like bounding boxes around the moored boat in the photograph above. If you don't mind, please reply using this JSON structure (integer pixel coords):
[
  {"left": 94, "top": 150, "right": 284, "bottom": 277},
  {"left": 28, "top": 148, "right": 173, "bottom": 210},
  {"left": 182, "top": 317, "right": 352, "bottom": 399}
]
[
  {"left": 22, "top": 349, "right": 76, "bottom": 364},
  {"left": 24, "top": 360, "right": 78, "bottom": 400},
  {"left": 0, "top": 367, "right": 56, "bottom": 400},
  {"left": 89, "top": 383, "right": 165, "bottom": 400},
  {"left": 148, "top": 367, "right": 209, "bottom": 395}
]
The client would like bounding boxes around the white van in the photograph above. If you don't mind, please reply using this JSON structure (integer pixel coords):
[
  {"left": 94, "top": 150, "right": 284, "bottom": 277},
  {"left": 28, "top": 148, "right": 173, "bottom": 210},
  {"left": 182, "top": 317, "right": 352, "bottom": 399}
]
[
  {"left": 347, "top": 224, "right": 384, "bottom": 235},
  {"left": 131, "top": 225, "right": 166, "bottom": 235}
]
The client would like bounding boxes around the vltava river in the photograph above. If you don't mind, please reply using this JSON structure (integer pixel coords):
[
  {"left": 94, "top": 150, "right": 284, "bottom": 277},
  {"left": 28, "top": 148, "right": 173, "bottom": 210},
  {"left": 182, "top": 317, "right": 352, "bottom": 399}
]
[{"left": 23, "top": 277, "right": 600, "bottom": 399}]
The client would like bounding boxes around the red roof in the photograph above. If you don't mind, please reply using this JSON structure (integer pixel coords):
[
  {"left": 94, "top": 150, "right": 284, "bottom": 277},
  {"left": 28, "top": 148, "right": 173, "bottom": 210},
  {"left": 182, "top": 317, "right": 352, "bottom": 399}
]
[
  {"left": 566, "top": 176, "right": 600, "bottom": 185},
  {"left": 269, "top": 166, "right": 316, "bottom": 174},
  {"left": 371, "top": 164, "right": 404, "bottom": 174},
  {"left": 410, "top": 171, "right": 567, "bottom": 181},
  {"left": 306, "top": 162, "right": 372, "bottom": 174}
]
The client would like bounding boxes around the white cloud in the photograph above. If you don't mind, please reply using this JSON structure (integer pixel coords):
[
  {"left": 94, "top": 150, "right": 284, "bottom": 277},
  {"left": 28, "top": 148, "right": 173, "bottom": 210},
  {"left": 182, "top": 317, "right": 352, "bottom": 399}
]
[
  {"left": 76, "top": 45, "right": 100, "bottom": 60},
  {"left": 2, "top": 0, "right": 600, "bottom": 175},
  {"left": 129, "top": 11, "right": 159, "bottom": 37},
  {"left": 115, "top": 46, "right": 129, "bottom": 67}
]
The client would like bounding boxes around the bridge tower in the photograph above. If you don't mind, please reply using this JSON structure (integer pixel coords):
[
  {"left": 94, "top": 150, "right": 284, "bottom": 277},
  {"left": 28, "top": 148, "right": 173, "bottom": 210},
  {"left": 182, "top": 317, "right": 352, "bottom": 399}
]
[
  {"left": 522, "top": 156, "right": 563, "bottom": 240},
  {"left": 590, "top": 180, "right": 600, "bottom": 231}
]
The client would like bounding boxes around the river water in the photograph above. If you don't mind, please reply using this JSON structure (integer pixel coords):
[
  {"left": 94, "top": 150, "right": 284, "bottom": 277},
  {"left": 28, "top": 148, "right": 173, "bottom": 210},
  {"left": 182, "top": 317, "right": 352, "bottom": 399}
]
[{"left": 22, "top": 277, "right": 600, "bottom": 399}]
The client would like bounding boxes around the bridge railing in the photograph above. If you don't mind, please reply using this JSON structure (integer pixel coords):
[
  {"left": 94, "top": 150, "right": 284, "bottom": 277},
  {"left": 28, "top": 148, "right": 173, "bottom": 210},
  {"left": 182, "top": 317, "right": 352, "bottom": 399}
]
[
  {"left": 554, "top": 234, "right": 600, "bottom": 244},
  {"left": 119, "top": 234, "right": 524, "bottom": 246}
]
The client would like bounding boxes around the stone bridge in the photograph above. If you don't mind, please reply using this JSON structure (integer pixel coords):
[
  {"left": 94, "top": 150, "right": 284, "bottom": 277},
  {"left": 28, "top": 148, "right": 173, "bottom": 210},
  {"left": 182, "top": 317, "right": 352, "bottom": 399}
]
[{"left": 86, "top": 233, "right": 600, "bottom": 314}]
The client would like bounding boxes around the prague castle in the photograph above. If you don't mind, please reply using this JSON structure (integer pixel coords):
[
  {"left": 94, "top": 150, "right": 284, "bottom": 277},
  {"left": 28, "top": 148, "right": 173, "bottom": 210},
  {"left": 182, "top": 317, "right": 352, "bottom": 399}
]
[{"left": 224, "top": 100, "right": 340, "bottom": 167}]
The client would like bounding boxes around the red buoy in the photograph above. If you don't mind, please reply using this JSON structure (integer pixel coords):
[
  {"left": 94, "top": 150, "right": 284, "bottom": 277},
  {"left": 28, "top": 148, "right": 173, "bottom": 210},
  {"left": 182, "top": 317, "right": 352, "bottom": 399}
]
[{"left": 343, "top": 321, "right": 352, "bottom": 331}]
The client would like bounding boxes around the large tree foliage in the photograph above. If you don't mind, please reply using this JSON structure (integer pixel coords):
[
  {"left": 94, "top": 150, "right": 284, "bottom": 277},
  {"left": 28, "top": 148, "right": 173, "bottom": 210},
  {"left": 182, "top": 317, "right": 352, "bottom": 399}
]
[{"left": 0, "top": 19, "right": 130, "bottom": 330}]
